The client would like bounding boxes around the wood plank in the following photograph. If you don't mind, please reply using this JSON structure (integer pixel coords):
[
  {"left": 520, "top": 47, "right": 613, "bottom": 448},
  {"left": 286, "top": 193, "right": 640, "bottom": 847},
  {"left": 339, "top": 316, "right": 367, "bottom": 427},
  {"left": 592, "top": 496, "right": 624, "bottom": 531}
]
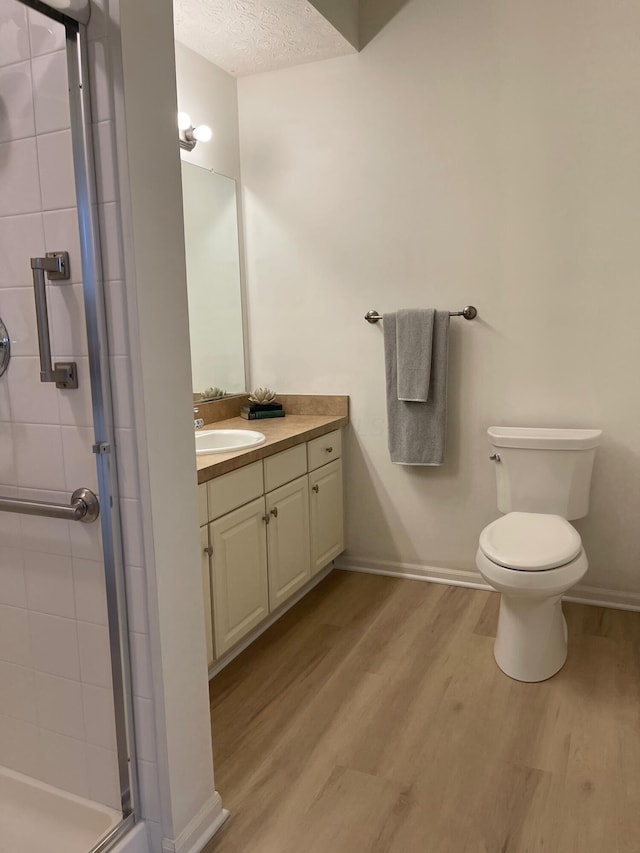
[
  {"left": 473, "top": 589, "right": 500, "bottom": 637},
  {"left": 204, "top": 572, "right": 640, "bottom": 853}
]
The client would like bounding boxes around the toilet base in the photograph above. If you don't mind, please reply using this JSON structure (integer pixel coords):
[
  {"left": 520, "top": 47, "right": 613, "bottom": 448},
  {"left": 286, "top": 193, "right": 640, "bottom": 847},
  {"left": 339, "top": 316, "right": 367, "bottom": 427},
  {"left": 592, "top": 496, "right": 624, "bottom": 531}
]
[{"left": 494, "top": 594, "right": 568, "bottom": 682}]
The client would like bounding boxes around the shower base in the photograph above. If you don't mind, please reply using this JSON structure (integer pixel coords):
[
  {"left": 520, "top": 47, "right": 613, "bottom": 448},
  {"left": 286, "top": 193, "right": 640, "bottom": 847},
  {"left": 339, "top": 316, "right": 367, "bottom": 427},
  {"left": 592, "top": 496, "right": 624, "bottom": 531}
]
[{"left": 0, "top": 765, "right": 121, "bottom": 853}]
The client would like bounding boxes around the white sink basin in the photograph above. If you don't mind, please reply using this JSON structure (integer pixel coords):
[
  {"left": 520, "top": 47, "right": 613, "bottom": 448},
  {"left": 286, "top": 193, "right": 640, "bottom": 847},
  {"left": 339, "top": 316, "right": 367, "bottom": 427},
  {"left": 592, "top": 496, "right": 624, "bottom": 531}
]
[{"left": 195, "top": 429, "right": 266, "bottom": 455}]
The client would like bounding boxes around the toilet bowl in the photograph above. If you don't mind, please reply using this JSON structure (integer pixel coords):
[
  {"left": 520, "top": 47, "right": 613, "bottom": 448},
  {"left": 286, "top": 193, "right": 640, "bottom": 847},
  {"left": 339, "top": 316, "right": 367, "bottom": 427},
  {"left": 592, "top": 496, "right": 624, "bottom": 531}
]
[
  {"left": 476, "top": 512, "right": 588, "bottom": 682},
  {"left": 479, "top": 426, "right": 600, "bottom": 681}
]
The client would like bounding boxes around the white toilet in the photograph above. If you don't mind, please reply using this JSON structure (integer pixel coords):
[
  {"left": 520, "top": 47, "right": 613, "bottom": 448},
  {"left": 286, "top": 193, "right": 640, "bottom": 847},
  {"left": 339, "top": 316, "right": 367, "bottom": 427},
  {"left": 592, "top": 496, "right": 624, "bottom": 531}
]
[{"left": 476, "top": 426, "right": 601, "bottom": 682}]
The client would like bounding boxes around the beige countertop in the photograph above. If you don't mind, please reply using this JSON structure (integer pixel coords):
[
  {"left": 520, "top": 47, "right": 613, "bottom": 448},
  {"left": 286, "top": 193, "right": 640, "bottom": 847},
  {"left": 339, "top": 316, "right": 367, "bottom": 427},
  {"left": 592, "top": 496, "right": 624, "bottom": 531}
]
[{"left": 196, "top": 413, "right": 348, "bottom": 484}]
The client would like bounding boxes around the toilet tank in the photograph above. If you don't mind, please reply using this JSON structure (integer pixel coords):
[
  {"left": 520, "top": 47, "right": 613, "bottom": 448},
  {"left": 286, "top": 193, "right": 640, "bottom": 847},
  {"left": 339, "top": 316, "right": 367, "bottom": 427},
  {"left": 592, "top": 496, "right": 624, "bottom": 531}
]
[{"left": 488, "top": 427, "right": 602, "bottom": 520}]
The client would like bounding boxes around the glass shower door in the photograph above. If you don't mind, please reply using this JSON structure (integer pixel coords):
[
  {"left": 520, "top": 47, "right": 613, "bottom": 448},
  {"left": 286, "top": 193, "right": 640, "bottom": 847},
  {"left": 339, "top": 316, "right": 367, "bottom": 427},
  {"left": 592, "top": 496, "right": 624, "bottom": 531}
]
[{"left": 0, "top": 1, "right": 136, "bottom": 850}]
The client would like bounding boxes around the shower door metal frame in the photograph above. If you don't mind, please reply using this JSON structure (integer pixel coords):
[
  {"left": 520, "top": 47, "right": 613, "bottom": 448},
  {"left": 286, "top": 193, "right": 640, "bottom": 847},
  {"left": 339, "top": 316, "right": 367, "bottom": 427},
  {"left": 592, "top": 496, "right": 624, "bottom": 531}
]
[{"left": 17, "top": 1, "right": 139, "bottom": 849}]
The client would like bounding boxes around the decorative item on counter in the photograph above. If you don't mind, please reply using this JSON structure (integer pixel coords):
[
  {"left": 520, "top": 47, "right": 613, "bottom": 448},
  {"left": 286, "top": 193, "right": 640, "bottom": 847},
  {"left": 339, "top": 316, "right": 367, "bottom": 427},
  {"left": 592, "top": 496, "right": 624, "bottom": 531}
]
[
  {"left": 242, "top": 387, "right": 285, "bottom": 419},
  {"left": 200, "top": 386, "right": 226, "bottom": 401},
  {"left": 241, "top": 407, "right": 285, "bottom": 420},
  {"left": 248, "top": 387, "right": 277, "bottom": 404}
]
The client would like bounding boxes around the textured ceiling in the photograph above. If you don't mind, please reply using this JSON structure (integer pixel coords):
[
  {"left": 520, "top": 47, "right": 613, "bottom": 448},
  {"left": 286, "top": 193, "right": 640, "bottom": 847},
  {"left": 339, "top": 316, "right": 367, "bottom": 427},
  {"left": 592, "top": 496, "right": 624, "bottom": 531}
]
[{"left": 173, "top": 0, "right": 357, "bottom": 77}]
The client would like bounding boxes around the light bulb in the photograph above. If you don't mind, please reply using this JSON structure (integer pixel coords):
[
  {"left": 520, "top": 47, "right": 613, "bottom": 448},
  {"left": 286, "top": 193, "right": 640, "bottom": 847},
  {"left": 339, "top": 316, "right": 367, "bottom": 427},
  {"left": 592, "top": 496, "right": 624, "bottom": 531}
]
[
  {"left": 193, "top": 124, "right": 212, "bottom": 143},
  {"left": 177, "top": 112, "right": 192, "bottom": 131}
]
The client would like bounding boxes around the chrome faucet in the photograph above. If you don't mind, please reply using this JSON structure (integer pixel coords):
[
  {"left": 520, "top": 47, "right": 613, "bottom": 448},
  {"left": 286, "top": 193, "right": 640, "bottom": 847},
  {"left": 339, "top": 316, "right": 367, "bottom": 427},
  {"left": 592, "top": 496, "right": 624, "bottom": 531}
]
[{"left": 193, "top": 407, "right": 204, "bottom": 430}]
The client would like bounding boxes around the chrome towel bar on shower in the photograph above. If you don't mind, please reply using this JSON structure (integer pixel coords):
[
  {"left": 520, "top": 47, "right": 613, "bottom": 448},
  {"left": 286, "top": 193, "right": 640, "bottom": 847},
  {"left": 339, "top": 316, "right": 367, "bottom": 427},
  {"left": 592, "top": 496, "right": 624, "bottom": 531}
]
[
  {"left": 0, "top": 488, "right": 100, "bottom": 523},
  {"left": 364, "top": 306, "right": 478, "bottom": 323}
]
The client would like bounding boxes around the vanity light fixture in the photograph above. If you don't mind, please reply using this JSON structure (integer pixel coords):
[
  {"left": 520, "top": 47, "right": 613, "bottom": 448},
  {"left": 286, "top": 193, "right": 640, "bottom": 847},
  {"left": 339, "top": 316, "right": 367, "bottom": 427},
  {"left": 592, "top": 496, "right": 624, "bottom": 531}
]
[{"left": 178, "top": 112, "right": 212, "bottom": 152}]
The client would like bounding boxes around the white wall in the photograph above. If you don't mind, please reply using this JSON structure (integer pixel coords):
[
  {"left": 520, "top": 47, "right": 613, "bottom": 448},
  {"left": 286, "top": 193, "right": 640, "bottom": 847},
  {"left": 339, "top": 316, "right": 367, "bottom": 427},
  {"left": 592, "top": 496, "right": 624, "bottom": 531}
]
[
  {"left": 175, "top": 41, "right": 241, "bottom": 180},
  {"left": 238, "top": 0, "right": 640, "bottom": 595},
  {"left": 116, "top": 1, "right": 223, "bottom": 849}
]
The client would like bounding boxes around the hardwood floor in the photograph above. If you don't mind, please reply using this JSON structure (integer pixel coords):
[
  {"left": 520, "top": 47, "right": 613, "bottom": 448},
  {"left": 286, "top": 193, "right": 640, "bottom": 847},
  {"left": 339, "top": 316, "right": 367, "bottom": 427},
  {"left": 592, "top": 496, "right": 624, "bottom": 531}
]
[{"left": 204, "top": 570, "right": 640, "bottom": 853}]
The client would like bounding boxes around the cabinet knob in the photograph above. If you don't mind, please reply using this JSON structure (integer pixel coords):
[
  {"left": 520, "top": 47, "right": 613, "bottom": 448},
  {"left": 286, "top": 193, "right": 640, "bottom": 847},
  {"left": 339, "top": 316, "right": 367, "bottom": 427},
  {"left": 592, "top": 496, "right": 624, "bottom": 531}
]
[
  {"left": 325, "top": 446, "right": 333, "bottom": 453},
  {"left": 312, "top": 484, "right": 319, "bottom": 493},
  {"left": 270, "top": 507, "right": 278, "bottom": 518},
  {"left": 203, "top": 545, "right": 213, "bottom": 557},
  {"left": 262, "top": 514, "right": 270, "bottom": 524}
]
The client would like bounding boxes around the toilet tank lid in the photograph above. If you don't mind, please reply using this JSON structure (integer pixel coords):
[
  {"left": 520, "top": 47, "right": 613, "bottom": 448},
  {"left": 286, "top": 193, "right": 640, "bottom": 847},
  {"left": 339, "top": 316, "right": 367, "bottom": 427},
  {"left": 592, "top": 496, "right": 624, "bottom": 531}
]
[
  {"left": 479, "top": 512, "right": 583, "bottom": 570},
  {"left": 488, "top": 426, "right": 602, "bottom": 450}
]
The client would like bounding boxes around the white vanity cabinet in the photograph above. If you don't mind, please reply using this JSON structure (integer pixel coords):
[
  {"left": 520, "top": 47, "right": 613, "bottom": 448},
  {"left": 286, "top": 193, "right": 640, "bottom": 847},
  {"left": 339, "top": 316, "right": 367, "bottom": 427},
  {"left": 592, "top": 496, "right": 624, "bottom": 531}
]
[
  {"left": 199, "top": 488, "right": 215, "bottom": 667},
  {"left": 210, "top": 497, "right": 270, "bottom": 657},
  {"left": 200, "top": 526, "right": 215, "bottom": 667},
  {"left": 309, "top": 459, "right": 344, "bottom": 576},
  {"left": 263, "top": 444, "right": 312, "bottom": 609},
  {"left": 307, "top": 431, "right": 344, "bottom": 575},
  {"left": 266, "top": 476, "right": 311, "bottom": 609},
  {"left": 199, "top": 428, "right": 344, "bottom": 665}
]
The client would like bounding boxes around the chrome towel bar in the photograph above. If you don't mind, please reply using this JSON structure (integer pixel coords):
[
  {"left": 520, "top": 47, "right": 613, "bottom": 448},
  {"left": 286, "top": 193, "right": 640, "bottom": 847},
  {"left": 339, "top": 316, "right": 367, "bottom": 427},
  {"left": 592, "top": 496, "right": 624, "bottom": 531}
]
[
  {"left": 0, "top": 488, "right": 100, "bottom": 523},
  {"left": 365, "top": 306, "right": 478, "bottom": 323}
]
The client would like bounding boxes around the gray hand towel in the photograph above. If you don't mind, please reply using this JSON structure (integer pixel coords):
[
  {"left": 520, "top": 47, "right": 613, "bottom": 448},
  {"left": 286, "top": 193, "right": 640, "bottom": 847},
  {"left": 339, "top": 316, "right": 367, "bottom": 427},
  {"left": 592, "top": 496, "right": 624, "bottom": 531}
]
[
  {"left": 384, "top": 310, "right": 450, "bottom": 465},
  {"left": 396, "top": 308, "right": 434, "bottom": 401}
]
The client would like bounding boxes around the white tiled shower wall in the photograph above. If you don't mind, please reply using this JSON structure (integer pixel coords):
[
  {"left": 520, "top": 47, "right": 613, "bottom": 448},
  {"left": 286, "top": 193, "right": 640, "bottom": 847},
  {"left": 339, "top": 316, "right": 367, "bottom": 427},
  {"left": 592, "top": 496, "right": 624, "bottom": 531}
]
[{"left": 0, "top": 0, "right": 161, "bottom": 829}]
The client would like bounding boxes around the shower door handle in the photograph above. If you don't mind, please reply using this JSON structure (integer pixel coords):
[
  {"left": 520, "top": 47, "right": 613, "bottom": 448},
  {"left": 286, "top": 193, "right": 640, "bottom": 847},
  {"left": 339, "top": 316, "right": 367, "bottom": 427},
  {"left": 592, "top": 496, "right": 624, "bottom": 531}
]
[
  {"left": 30, "top": 252, "right": 78, "bottom": 389},
  {"left": 0, "top": 488, "right": 99, "bottom": 523}
]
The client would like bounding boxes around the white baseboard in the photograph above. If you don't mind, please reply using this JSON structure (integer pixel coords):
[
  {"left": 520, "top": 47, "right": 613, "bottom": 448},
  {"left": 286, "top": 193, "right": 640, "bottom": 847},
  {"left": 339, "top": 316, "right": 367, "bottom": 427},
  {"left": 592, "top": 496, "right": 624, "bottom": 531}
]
[
  {"left": 563, "top": 585, "right": 640, "bottom": 611},
  {"left": 335, "top": 556, "right": 640, "bottom": 612},
  {"left": 335, "top": 555, "right": 491, "bottom": 590},
  {"left": 209, "top": 563, "right": 334, "bottom": 677},
  {"left": 162, "top": 792, "right": 229, "bottom": 853}
]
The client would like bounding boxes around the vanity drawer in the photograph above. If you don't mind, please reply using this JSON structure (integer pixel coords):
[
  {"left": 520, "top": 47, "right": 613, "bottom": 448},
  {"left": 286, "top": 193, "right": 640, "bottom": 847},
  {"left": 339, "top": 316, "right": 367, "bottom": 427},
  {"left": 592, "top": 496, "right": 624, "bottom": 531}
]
[
  {"left": 207, "top": 461, "right": 264, "bottom": 520},
  {"left": 307, "top": 430, "right": 342, "bottom": 472},
  {"left": 264, "top": 444, "right": 307, "bottom": 492},
  {"left": 198, "top": 484, "right": 208, "bottom": 527}
]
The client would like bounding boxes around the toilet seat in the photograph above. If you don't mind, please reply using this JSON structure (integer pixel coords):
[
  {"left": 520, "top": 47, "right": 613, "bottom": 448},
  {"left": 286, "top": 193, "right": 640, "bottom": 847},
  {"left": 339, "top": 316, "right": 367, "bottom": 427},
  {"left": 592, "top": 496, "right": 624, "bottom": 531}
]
[
  {"left": 479, "top": 512, "right": 582, "bottom": 571},
  {"left": 476, "top": 546, "right": 588, "bottom": 599}
]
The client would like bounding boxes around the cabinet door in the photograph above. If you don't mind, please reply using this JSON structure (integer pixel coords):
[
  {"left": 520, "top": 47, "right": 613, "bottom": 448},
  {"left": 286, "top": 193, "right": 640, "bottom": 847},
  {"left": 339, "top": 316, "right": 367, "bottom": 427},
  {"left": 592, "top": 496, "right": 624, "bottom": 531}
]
[
  {"left": 266, "top": 476, "right": 311, "bottom": 610},
  {"left": 210, "top": 497, "right": 269, "bottom": 657},
  {"left": 309, "top": 459, "right": 344, "bottom": 575},
  {"left": 198, "top": 484, "right": 208, "bottom": 527},
  {"left": 200, "top": 525, "right": 215, "bottom": 668}
]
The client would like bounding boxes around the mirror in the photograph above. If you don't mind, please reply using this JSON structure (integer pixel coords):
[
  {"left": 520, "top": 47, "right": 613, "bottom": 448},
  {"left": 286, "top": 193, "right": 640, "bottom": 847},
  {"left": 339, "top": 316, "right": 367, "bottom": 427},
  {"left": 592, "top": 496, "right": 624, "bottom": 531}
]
[{"left": 180, "top": 162, "right": 246, "bottom": 397}]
